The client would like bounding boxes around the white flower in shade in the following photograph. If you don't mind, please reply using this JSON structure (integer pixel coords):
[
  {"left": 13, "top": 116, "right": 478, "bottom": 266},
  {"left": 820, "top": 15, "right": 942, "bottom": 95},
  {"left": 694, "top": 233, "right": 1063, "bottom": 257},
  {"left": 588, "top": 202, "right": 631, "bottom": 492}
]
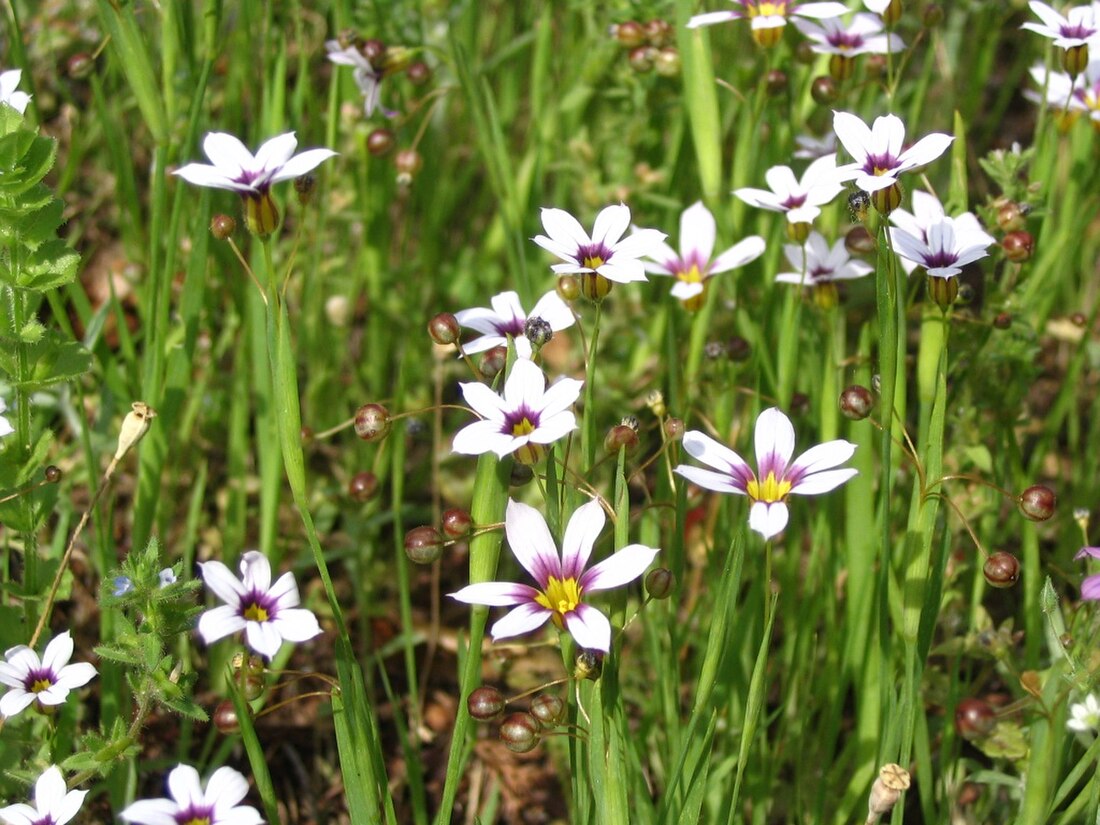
[
  {"left": 119, "top": 764, "right": 263, "bottom": 825},
  {"left": 325, "top": 40, "right": 391, "bottom": 118},
  {"left": 532, "top": 204, "right": 666, "bottom": 285},
  {"left": 1022, "top": 1, "right": 1100, "bottom": 50},
  {"left": 1028, "top": 60, "right": 1100, "bottom": 120},
  {"left": 454, "top": 290, "right": 575, "bottom": 359},
  {"left": 452, "top": 358, "right": 582, "bottom": 465},
  {"left": 887, "top": 192, "right": 995, "bottom": 279},
  {"left": 0, "top": 631, "right": 96, "bottom": 718},
  {"left": 862, "top": 0, "right": 892, "bottom": 12},
  {"left": 733, "top": 155, "right": 845, "bottom": 226},
  {"left": 833, "top": 111, "right": 954, "bottom": 195},
  {"left": 687, "top": 1, "right": 849, "bottom": 47},
  {"left": 793, "top": 132, "right": 837, "bottom": 160},
  {"left": 1067, "top": 694, "right": 1100, "bottom": 732},
  {"left": 175, "top": 132, "right": 337, "bottom": 197},
  {"left": 0, "top": 766, "right": 87, "bottom": 825},
  {"left": 793, "top": 13, "right": 904, "bottom": 57},
  {"left": 450, "top": 499, "right": 660, "bottom": 653},
  {"left": 775, "top": 231, "right": 873, "bottom": 285},
  {"left": 197, "top": 551, "right": 322, "bottom": 659},
  {"left": 0, "top": 397, "right": 13, "bottom": 439},
  {"left": 675, "top": 407, "right": 857, "bottom": 540},
  {"left": 644, "top": 201, "right": 765, "bottom": 306},
  {"left": 0, "top": 69, "right": 30, "bottom": 115}
]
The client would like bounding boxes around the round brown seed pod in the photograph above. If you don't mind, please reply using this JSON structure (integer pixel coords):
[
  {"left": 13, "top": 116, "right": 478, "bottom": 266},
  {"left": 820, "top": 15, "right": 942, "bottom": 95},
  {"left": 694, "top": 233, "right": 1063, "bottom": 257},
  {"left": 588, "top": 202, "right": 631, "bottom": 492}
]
[{"left": 983, "top": 551, "right": 1020, "bottom": 588}]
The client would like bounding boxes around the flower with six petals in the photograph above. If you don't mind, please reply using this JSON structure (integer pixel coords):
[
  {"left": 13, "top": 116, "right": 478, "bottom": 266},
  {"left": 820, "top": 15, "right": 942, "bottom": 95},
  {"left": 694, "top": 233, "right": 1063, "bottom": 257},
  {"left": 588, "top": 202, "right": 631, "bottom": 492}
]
[
  {"left": 887, "top": 191, "right": 995, "bottom": 280},
  {"left": 733, "top": 154, "right": 845, "bottom": 238},
  {"left": 454, "top": 290, "right": 575, "bottom": 359},
  {"left": 687, "top": 1, "right": 850, "bottom": 47},
  {"left": 120, "top": 764, "right": 263, "bottom": 825},
  {"left": 450, "top": 499, "right": 660, "bottom": 653},
  {"left": 775, "top": 231, "right": 873, "bottom": 296},
  {"left": 0, "top": 631, "right": 97, "bottom": 719},
  {"left": 0, "top": 765, "right": 87, "bottom": 825}
]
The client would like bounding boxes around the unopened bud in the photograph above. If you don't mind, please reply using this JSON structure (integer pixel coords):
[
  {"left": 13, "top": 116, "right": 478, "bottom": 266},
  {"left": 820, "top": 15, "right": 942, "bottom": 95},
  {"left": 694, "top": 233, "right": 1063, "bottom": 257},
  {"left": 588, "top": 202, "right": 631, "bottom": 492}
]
[
  {"left": 395, "top": 148, "right": 423, "bottom": 184},
  {"left": 428, "top": 312, "right": 461, "bottom": 346},
  {"left": 529, "top": 694, "right": 566, "bottom": 727},
  {"left": 366, "top": 128, "right": 395, "bottom": 157},
  {"left": 927, "top": 274, "right": 958, "bottom": 311},
  {"left": 983, "top": 551, "right": 1020, "bottom": 588},
  {"left": 1018, "top": 484, "right": 1056, "bottom": 521},
  {"left": 954, "top": 698, "right": 996, "bottom": 739},
  {"left": 361, "top": 38, "right": 387, "bottom": 70},
  {"left": 645, "top": 18, "right": 673, "bottom": 47},
  {"left": 628, "top": 46, "right": 655, "bottom": 73},
  {"left": 728, "top": 336, "right": 751, "bottom": 362},
  {"left": 524, "top": 316, "right": 553, "bottom": 350},
  {"left": 614, "top": 21, "right": 646, "bottom": 49},
  {"left": 840, "top": 385, "right": 875, "bottom": 420},
  {"left": 354, "top": 403, "right": 391, "bottom": 441},
  {"left": 1003, "top": 231, "right": 1034, "bottom": 263},
  {"left": 213, "top": 700, "right": 241, "bottom": 734},
  {"left": 654, "top": 48, "right": 680, "bottom": 77},
  {"left": 995, "top": 201, "right": 1028, "bottom": 233},
  {"left": 557, "top": 275, "right": 580, "bottom": 302},
  {"left": 664, "top": 417, "right": 685, "bottom": 441},
  {"left": 44, "top": 465, "right": 62, "bottom": 484},
  {"left": 210, "top": 214, "right": 236, "bottom": 240},
  {"left": 468, "top": 685, "right": 506, "bottom": 721},
  {"left": 499, "top": 712, "right": 541, "bottom": 753},
  {"left": 115, "top": 402, "right": 157, "bottom": 462},
  {"left": 845, "top": 225, "right": 876, "bottom": 256},
  {"left": 811, "top": 76, "right": 839, "bottom": 106},
  {"left": 442, "top": 507, "right": 472, "bottom": 538},
  {"left": 67, "top": 52, "right": 95, "bottom": 79},
  {"left": 348, "top": 471, "right": 379, "bottom": 502},
  {"left": 765, "top": 69, "right": 788, "bottom": 97},
  {"left": 922, "top": 4, "right": 944, "bottom": 27},
  {"left": 993, "top": 312, "right": 1012, "bottom": 330},
  {"left": 404, "top": 525, "right": 444, "bottom": 564},
  {"left": 510, "top": 462, "right": 534, "bottom": 487},
  {"left": 406, "top": 60, "right": 432, "bottom": 86},
  {"left": 605, "top": 424, "right": 639, "bottom": 455},
  {"left": 479, "top": 346, "right": 508, "bottom": 380},
  {"left": 645, "top": 568, "right": 674, "bottom": 599}
]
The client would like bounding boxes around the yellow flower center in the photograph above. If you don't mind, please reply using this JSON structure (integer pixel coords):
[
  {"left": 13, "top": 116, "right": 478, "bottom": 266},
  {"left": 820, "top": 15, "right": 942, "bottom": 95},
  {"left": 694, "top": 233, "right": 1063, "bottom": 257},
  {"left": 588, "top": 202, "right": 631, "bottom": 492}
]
[
  {"left": 31, "top": 678, "right": 52, "bottom": 694},
  {"left": 745, "top": 472, "right": 792, "bottom": 503},
  {"left": 678, "top": 264, "right": 704, "bottom": 284},
  {"left": 243, "top": 602, "right": 269, "bottom": 622},
  {"left": 748, "top": 1, "right": 786, "bottom": 16},
  {"left": 512, "top": 417, "right": 536, "bottom": 436},
  {"left": 583, "top": 255, "right": 605, "bottom": 270},
  {"left": 182, "top": 818, "right": 211, "bottom": 825},
  {"left": 535, "top": 576, "right": 583, "bottom": 618}
]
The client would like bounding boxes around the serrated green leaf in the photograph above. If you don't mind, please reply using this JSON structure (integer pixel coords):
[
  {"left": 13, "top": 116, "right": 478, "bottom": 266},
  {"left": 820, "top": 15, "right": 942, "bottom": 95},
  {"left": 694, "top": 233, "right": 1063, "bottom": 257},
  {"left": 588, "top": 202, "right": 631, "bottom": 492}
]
[
  {"left": 5, "top": 240, "right": 81, "bottom": 291},
  {"left": 92, "top": 644, "right": 144, "bottom": 666},
  {"left": 160, "top": 694, "right": 210, "bottom": 722},
  {"left": 0, "top": 332, "right": 90, "bottom": 390},
  {"left": 61, "top": 751, "right": 103, "bottom": 773},
  {"left": 10, "top": 136, "right": 57, "bottom": 191},
  {"left": 0, "top": 104, "right": 23, "bottom": 137},
  {"left": 0, "top": 129, "right": 35, "bottom": 171},
  {"left": 14, "top": 198, "right": 65, "bottom": 251}
]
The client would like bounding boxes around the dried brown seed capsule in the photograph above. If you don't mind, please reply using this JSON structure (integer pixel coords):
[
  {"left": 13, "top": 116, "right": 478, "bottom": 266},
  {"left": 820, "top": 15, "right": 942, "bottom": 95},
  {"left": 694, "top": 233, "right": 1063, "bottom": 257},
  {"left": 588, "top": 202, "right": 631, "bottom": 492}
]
[
  {"left": 406, "top": 60, "right": 432, "bottom": 86},
  {"left": 361, "top": 38, "right": 387, "bottom": 70},
  {"left": 811, "top": 75, "right": 839, "bottom": 106},
  {"left": 1018, "top": 484, "right": 1056, "bottom": 521},
  {"left": 366, "top": 128, "right": 396, "bottom": 157},
  {"left": 614, "top": 20, "right": 647, "bottom": 49},
  {"left": 664, "top": 417, "right": 685, "bottom": 441},
  {"left": 44, "top": 465, "right": 62, "bottom": 484},
  {"left": 845, "top": 225, "right": 876, "bottom": 256},
  {"left": 210, "top": 214, "right": 236, "bottom": 240},
  {"left": 983, "top": 551, "right": 1020, "bottom": 588},
  {"left": 442, "top": 507, "right": 472, "bottom": 538},
  {"left": 840, "top": 385, "right": 875, "bottom": 420},
  {"left": 478, "top": 346, "right": 508, "bottom": 380},
  {"left": 1002, "top": 231, "right": 1034, "bottom": 263},
  {"left": 348, "top": 471, "right": 379, "bottom": 503},
  {"left": 530, "top": 694, "right": 566, "bottom": 727},
  {"left": 605, "top": 424, "right": 639, "bottom": 455},
  {"left": 405, "top": 526, "right": 444, "bottom": 564},
  {"left": 354, "top": 403, "right": 391, "bottom": 441},
  {"left": 468, "top": 685, "right": 506, "bottom": 721},
  {"left": 954, "top": 698, "right": 996, "bottom": 739},
  {"left": 213, "top": 700, "right": 241, "bottom": 734},
  {"left": 993, "top": 312, "right": 1012, "bottom": 329},
  {"left": 645, "top": 568, "right": 674, "bottom": 599},
  {"left": 628, "top": 46, "right": 655, "bottom": 73},
  {"left": 557, "top": 275, "right": 580, "bottom": 302},
  {"left": 428, "top": 312, "right": 461, "bottom": 346},
  {"left": 499, "top": 712, "right": 541, "bottom": 753}
]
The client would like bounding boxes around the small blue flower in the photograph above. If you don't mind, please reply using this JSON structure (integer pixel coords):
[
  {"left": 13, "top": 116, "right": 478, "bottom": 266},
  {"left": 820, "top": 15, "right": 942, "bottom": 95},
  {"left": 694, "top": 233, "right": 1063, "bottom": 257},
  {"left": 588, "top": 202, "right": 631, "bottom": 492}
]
[
  {"left": 158, "top": 568, "right": 177, "bottom": 588},
  {"left": 112, "top": 576, "right": 134, "bottom": 597}
]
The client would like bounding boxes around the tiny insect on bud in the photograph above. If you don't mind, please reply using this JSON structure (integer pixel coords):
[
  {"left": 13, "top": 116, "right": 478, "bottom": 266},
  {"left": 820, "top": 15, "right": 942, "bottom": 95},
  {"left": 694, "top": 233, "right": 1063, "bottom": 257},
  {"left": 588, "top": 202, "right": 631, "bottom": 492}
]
[
  {"left": 405, "top": 526, "right": 444, "bottom": 564},
  {"left": 848, "top": 189, "right": 871, "bottom": 223},
  {"left": 557, "top": 275, "right": 580, "bottom": 302},
  {"left": 66, "top": 52, "right": 95, "bottom": 79},
  {"left": 645, "top": 568, "right": 674, "bottom": 599},
  {"left": 361, "top": 38, "right": 387, "bottom": 70},
  {"left": 395, "top": 148, "right": 423, "bottom": 184},
  {"left": 510, "top": 462, "right": 535, "bottom": 487},
  {"left": 210, "top": 214, "right": 236, "bottom": 240},
  {"left": 348, "top": 471, "right": 379, "bottom": 502},
  {"left": 614, "top": 20, "right": 647, "bottom": 49},
  {"left": 499, "top": 712, "right": 541, "bottom": 753},
  {"left": 654, "top": 48, "right": 681, "bottom": 77},
  {"left": 366, "top": 128, "right": 396, "bottom": 157},
  {"left": 524, "top": 316, "right": 553, "bottom": 349},
  {"left": 442, "top": 507, "right": 473, "bottom": 538},
  {"left": 1018, "top": 484, "right": 1056, "bottom": 521},
  {"left": 811, "top": 76, "right": 839, "bottom": 106},
  {"left": 840, "top": 385, "right": 875, "bottom": 420},
  {"left": 406, "top": 60, "right": 432, "bottom": 86},
  {"left": 428, "top": 312, "right": 461, "bottom": 346},
  {"left": 530, "top": 694, "right": 566, "bottom": 727},
  {"left": 845, "top": 226, "right": 876, "bottom": 256},
  {"left": 983, "top": 551, "right": 1020, "bottom": 588},
  {"left": 954, "top": 697, "right": 996, "bottom": 739},
  {"left": 479, "top": 346, "right": 508, "bottom": 380},
  {"left": 294, "top": 174, "right": 315, "bottom": 206},
  {"left": 1002, "top": 231, "right": 1034, "bottom": 263},
  {"left": 628, "top": 46, "right": 655, "bottom": 73},
  {"left": 115, "top": 402, "right": 157, "bottom": 462},
  {"left": 44, "top": 465, "right": 62, "bottom": 484},
  {"left": 574, "top": 649, "right": 603, "bottom": 681},
  {"left": 765, "top": 69, "right": 788, "bottom": 97},
  {"left": 605, "top": 424, "right": 639, "bottom": 455},
  {"left": 993, "top": 312, "right": 1012, "bottom": 330},
  {"left": 468, "top": 685, "right": 506, "bottom": 721},
  {"left": 354, "top": 403, "right": 391, "bottom": 442},
  {"left": 213, "top": 700, "right": 241, "bottom": 734},
  {"left": 664, "top": 417, "right": 685, "bottom": 441}
]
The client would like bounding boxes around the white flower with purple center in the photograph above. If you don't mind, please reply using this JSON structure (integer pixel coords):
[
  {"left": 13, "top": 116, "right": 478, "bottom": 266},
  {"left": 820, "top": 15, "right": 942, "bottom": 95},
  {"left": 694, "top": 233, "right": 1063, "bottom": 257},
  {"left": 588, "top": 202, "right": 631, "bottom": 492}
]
[
  {"left": 832, "top": 111, "right": 953, "bottom": 213},
  {"left": 793, "top": 13, "right": 903, "bottom": 58},
  {"left": 0, "top": 631, "right": 96, "bottom": 719},
  {"left": 197, "top": 551, "right": 322, "bottom": 659},
  {"left": 887, "top": 192, "right": 995, "bottom": 280},
  {"left": 793, "top": 132, "right": 838, "bottom": 160},
  {"left": 1029, "top": 60, "right": 1100, "bottom": 121},
  {"left": 675, "top": 407, "right": 857, "bottom": 540},
  {"left": 325, "top": 40, "right": 392, "bottom": 118},
  {"left": 775, "top": 231, "right": 873, "bottom": 285},
  {"left": 450, "top": 499, "right": 660, "bottom": 653},
  {"left": 1075, "top": 545, "right": 1100, "bottom": 600},
  {"left": 452, "top": 358, "right": 582, "bottom": 465},
  {"left": 687, "top": 1, "right": 850, "bottom": 47},
  {"left": 532, "top": 204, "right": 666, "bottom": 298},
  {"left": 733, "top": 154, "right": 845, "bottom": 231},
  {"left": 1067, "top": 693, "right": 1100, "bottom": 732},
  {"left": 0, "top": 397, "right": 13, "bottom": 439},
  {"left": 643, "top": 201, "right": 765, "bottom": 309},
  {"left": 1022, "top": 1, "right": 1100, "bottom": 49},
  {"left": 0, "top": 766, "right": 86, "bottom": 825},
  {"left": 0, "top": 69, "right": 30, "bottom": 115},
  {"left": 119, "top": 764, "right": 263, "bottom": 825},
  {"left": 454, "top": 290, "right": 575, "bottom": 359}
]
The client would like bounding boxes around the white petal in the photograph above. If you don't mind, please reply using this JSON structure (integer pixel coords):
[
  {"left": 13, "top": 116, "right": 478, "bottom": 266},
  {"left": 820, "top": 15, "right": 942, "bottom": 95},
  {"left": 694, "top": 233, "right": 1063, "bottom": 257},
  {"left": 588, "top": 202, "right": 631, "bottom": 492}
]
[
  {"left": 529, "top": 410, "right": 577, "bottom": 444},
  {"left": 459, "top": 381, "right": 507, "bottom": 421},
  {"left": 0, "top": 804, "right": 38, "bottom": 825},
  {"left": 581, "top": 544, "right": 660, "bottom": 592},
  {"left": 119, "top": 799, "right": 180, "bottom": 825},
  {"left": 790, "top": 468, "right": 859, "bottom": 496},
  {"left": 489, "top": 603, "right": 552, "bottom": 642},
  {"left": 564, "top": 605, "right": 612, "bottom": 653},
  {"left": 272, "top": 608, "right": 322, "bottom": 642},
  {"left": 202, "top": 132, "right": 254, "bottom": 175},
  {"left": 167, "top": 765, "right": 205, "bottom": 810},
  {"left": 592, "top": 203, "right": 631, "bottom": 247},
  {"left": 267, "top": 571, "right": 302, "bottom": 609},
  {"left": 505, "top": 499, "right": 561, "bottom": 586},
  {"left": 41, "top": 632, "right": 74, "bottom": 673},
  {"left": 561, "top": 500, "right": 606, "bottom": 580},
  {"left": 597, "top": 260, "right": 648, "bottom": 283},
  {"left": 269, "top": 147, "right": 338, "bottom": 183},
  {"left": 245, "top": 621, "right": 283, "bottom": 658},
  {"left": 528, "top": 291, "right": 575, "bottom": 332},
  {"left": 832, "top": 111, "right": 873, "bottom": 165},
  {"left": 753, "top": 408, "right": 796, "bottom": 475},
  {"left": 789, "top": 439, "right": 858, "bottom": 477},
  {"left": 53, "top": 662, "right": 96, "bottom": 691},
  {"left": 871, "top": 113, "right": 906, "bottom": 160},
  {"left": 709, "top": 236, "right": 766, "bottom": 274},
  {"left": 252, "top": 132, "right": 299, "bottom": 175},
  {"left": 682, "top": 430, "right": 752, "bottom": 480},
  {"left": 897, "top": 133, "right": 954, "bottom": 171},
  {"left": 239, "top": 551, "right": 272, "bottom": 593},
  {"left": 764, "top": 165, "right": 800, "bottom": 199},
  {"left": 795, "top": 2, "right": 851, "bottom": 19},
  {"left": 35, "top": 767, "right": 68, "bottom": 818},
  {"left": 539, "top": 207, "right": 591, "bottom": 247},
  {"left": 502, "top": 357, "right": 547, "bottom": 412},
  {"left": 679, "top": 201, "right": 716, "bottom": 262},
  {"left": 0, "top": 689, "right": 36, "bottom": 718},
  {"left": 452, "top": 421, "right": 511, "bottom": 456},
  {"left": 204, "top": 767, "right": 249, "bottom": 810},
  {"left": 732, "top": 187, "right": 784, "bottom": 212},
  {"left": 199, "top": 560, "right": 246, "bottom": 605},
  {"left": 197, "top": 606, "right": 247, "bottom": 645},
  {"left": 674, "top": 465, "right": 748, "bottom": 495},
  {"left": 612, "top": 228, "right": 668, "bottom": 261},
  {"left": 748, "top": 501, "right": 789, "bottom": 540},
  {"left": 670, "top": 281, "right": 704, "bottom": 300},
  {"left": 538, "top": 376, "right": 583, "bottom": 418},
  {"left": 171, "top": 163, "right": 243, "bottom": 191},
  {"left": 449, "top": 581, "right": 540, "bottom": 607},
  {"left": 686, "top": 10, "right": 740, "bottom": 28}
]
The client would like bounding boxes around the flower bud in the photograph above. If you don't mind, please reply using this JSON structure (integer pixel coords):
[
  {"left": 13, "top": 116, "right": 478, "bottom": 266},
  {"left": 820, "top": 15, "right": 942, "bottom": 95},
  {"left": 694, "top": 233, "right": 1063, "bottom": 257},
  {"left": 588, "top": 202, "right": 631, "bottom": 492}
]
[
  {"left": 115, "top": 402, "right": 157, "bottom": 462},
  {"left": 728, "top": 336, "right": 751, "bottom": 362},
  {"left": 645, "top": 567, "right": 674, "bottom": 599},
  {"left": 557, "top": 275, "right": 580, "bottom": 302},
  {"left": 361, "top": 38, "right": 387, "bottom": 70},
  {"left": 654, "top": 48, "right": 681, "bottom": 77},
  {"left": 348, "top": 471, "right": 379, "bottom": 502},
  {"left": 1071, "top": 312, "right": 1087, "bottom": 328},
  {"left": 499, "top": 712, "right": 541, "bottom": 753},
  {"left": 294, "top": 174, "right": 315, "bottom": 206},
  {"left": 428, "top": 312, "right": 460, "bottom": 346},
  {"left": 605, "top": 424, "right": 639, "bottom": 455},
  {"left": 993, "top": 312, "right": 1012, "bottom": 330},
  {"left": 44, "top": 465, "right": 62, "bottom": 484},
  {"left": 1062, "top": 43, "right": 1089, "bottom": 76},
  {"left": 1002, "top": 231, "right": 1034, "bottom": 263},
  {"left": 845, "top": 226, "right": 876, "bottom": 256},
  {"left": 1018, "top": 484, "right": 1056, "bottom": 521},
  {"left": 927, "top": 275, "right": 958, "bottom": 311},
  {"left": 840, "top": 385, "right": 875, "bottom": 420},
  {"left": 478, "top": 346, "right": 508, "bottom": 380},
  {"left": 530, "top": 694, "right": 566, "bottom": 727},
  {"left": 664, "top": 417, "right": 685, "bottom": 441},
  {"left": 628, "top": 46, "right": 655, "bottom": 73},
  {"left": 574, "top": 649, "right": 603, "bottom": 681},
  {"left": 510, "top": 462, "right": 534, "bottom": 487},
  {"left": 811, "top": 76, "right": 839, "bottom": 106},
  {"left": 245, "top": 192, "right": 280, "bottom": 237},
  {"left": 614, "top": 20, "right": 646, "bottom": 49},
  {"left": 524, "top": 316, "right": 553, "bottom": 350},
  {"left": 954, "top": 697, "right": 996, "bottom": 739},
  {"left": 366, "top": 128, "right": 396, "bottom": 157},
  {"left": 867, "top": 763, "right": 910, "bottom": 823},
  {"left": 864, "top": 54, "right": 887, "bottom": 78},
  {"left": 880, "top": 0, "right": 902, "bottom": 25},
  {"left": 67, "top": 52, "right": 95, "bottom": 79},
  {"left": 243, "top": 674, "right": 265, "bottom": 701},
  {"left": 442, "top": 507, "right": 473, "bottom": 538},
  {"left": 580, "top": 272, "right": 613, "bottom": 301},
  {"left": 468, "top": 685, "right": 506, "bottom": 721},
  {"left": 645, "top": 389, "right": 666, "bottom": 418},
  {"left": 405, "top": 525, "right": 444, "bottom": 564},
  {"left": 983, "top": 551, "right": 1020, "bottom": 588},
  {"left": 828, "top": 54, "right": 855, "bottom": 82},
  {"left": 871, "top": 182, "right": 903, "bottom": 216},
  {"left": 995, "top": 201, "right": 1028, "bottom": 233},
  {"left": 395, "top": 148, "right": 423, "bottom": 184},
  {"left": 752, "top": 22, "right": 784, "bottom": 47},
  {"left": 794, "top": 40, "right": 817, "bottom": 65},
  {"left": 765, "top": 69, "right": 788, "bottom": 97},
  {"left": 210, "top": 214, "right": 236, "bottom": 239},
  {"left": 406, "top": 60, "right": 432, "bottom": 86},
  {"left": 354, "top": 403, "right": 391, "bottom": 441},
  {"left": 922, "top": 4, "right": 944, "bottom": 28},
  {"left": 213, "top": 700, "right": 241, "bottom": 734},
  {"left": 786, "top": 221, "right": 811, "bottom": 244},
  {"left": 645, "top": 18, "right": 673, "bottom": 47}
]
